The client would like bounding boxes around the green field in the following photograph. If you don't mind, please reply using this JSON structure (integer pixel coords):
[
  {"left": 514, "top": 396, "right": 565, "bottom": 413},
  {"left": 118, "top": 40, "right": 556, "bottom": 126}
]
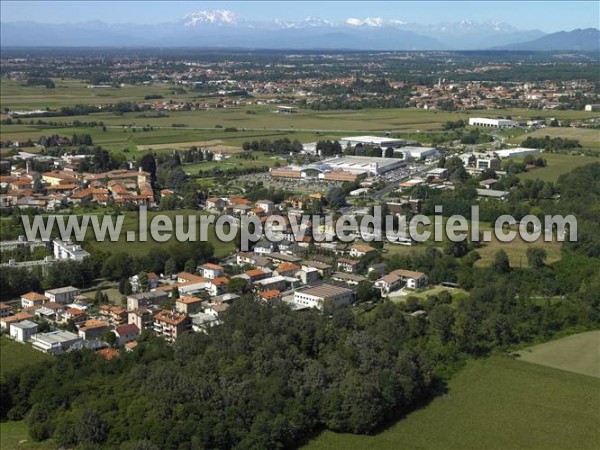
[
  {"left": 384, "top": 219, "right": 562, "bottom": 269},
  {"left": 513, "top": 126, "right": 600, "bottom": 148},
  {"left": 84, "top": 209, "right": 236, "bottom": 259},
  {"left": 307, "top": 355, "right": 600, "bottom": 450},
  {"left": 0, "top": 421, "right": 54, "bottom": 450},
  {"left": 516, "top": 153, "right": 599, "bottom": 182},
  {"left": 517, "top": 330, "right": 600, "bottom": 378},
  {"left": 0, "top": 336, "right": 51, "bottom": 380}
]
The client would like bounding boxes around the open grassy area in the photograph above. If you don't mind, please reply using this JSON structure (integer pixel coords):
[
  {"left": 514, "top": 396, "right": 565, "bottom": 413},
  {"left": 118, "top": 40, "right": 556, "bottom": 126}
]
[
  {"left": 85, "top": 209, "right": 236, "bottom": 259},
  {"left": 0, "top": 336, "right": 51, "bottom": 381},
  {"left": 516, "top": 153, "right": 599, "bottom": 182},
  {"left": 384, "top": 219, "right": 562, "bottom": 269},
  {"left": 306, "top": 354, "right": 600, "bottom": 450},
  {"left": 517, "top": 330, "right": 600, "bottom": 379},
  {"left": 512, "top": 126, "right": 600, "bottom": 148},
  {"left": 0, "top": 421, "right": 55, "bottom": 450}
]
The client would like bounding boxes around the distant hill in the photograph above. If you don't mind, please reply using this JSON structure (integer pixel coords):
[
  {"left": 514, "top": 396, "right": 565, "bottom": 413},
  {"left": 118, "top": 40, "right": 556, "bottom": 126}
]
[{"left": 495, "top": 28, "right": 600, "bottom": 51}]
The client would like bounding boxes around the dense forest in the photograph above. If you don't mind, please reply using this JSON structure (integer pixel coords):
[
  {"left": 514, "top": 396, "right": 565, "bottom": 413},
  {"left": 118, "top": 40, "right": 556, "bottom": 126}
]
[{"left": 0, "top": 164, "right": 599, "bottom": 449}]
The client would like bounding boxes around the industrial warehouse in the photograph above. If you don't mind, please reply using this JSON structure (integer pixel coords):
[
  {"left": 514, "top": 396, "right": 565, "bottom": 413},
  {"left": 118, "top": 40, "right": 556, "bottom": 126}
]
[{"left": 270, "top": 155, "right": 407, "bottom": 181}]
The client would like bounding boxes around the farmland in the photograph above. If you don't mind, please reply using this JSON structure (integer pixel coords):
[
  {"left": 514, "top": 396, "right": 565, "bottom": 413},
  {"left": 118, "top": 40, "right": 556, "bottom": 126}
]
[
  {"left": 306, "top": 354, "right": 600, "bottom": 450},
  {"left": 516, "top": 152, "right": 600, "bottom": 182},
  {"left": 517, "top": 330, "right": 600, "bottom": 378},
  {"left": 512, "top": 126, "right": 600, "bottom": 149}
]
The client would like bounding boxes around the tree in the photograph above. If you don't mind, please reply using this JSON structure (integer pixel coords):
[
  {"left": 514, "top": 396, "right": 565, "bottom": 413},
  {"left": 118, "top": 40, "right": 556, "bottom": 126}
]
[
  {"left": 164, "top": 258, "right": 177, "bottom": 276},
  {"left": 101, "top": 252, "right": 132, "bottom": 280},
  {"left": 526, "top": 247, "right": 547, "bottom": 269},
  {"left": 77, "top": 409, "right": 107, "bottom": 444},
  {"left": 118, "top": 278, "right": 133, "bottom": 295},
  {"left": 326, "top": 187, "right": 346, "bottom": 209},
  {"left": 228, "top": 277, "right": 248, "bottom": 294},
  {"left": 137, "top": 271, "right": 149, "bottom": 292},
  {"left": 184, "top": 259, "right": 197, "bottom": 274},
  {"left": 492, "top": 250, "right": 510, "bottom": 273},
  {"left": 102, "top": 330, "right": 117, "bottom": 347}
]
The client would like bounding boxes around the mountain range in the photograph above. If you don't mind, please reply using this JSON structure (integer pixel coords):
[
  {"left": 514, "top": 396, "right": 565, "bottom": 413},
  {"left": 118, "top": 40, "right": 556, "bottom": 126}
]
[{"left": 1, "top": 10, "right": 598, "bottom": 51}]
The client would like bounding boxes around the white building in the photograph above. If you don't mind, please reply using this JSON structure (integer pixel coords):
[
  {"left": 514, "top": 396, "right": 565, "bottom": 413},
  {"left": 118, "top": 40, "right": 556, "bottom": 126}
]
[
  {"left": 339, "top": 136, "right": 406, "bottom": 149},
  {"left": 584, "top": 104, "right": 600, "bottom": 111},
  {"left": 293, "top": 284, "right": 355, "bottom": 311},
  {"left": 494, "top": 147, "right": 543, "bottom": 158},
  {"left": 53, "top": 239, "right": 90, "bottom": 261},
  {"left": 10, "top": 320, "right": 38, "bottom": 342},
  {"left": 468, "top": 118, "right": 517, "bottom": 128},
  {"left": 401, "top": 146, "right": 439, "bottom": 160},
  {"left": 31, "top": 330, "right": 81, "bottom": 355},
  {"left": 45, "top": 286, "right": 79, "bottom": 304}
]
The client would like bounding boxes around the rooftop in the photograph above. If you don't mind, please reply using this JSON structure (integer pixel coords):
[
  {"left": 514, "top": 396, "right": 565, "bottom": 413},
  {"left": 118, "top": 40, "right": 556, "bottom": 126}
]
[{"left": 297, "top": 283, "right": 353, "bottom": 299}]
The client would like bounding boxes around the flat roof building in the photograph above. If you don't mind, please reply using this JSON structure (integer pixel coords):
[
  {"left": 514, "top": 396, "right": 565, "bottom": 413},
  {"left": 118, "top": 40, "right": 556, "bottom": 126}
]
[
  {"left": 468, "top": 118, "right": 517, "bottom": 128},
  {"left": 293, "top": 283, "right": 355, "bottom": 311},
  {"left": 339, "top": 136, "right": 406, "bottom": 148},
  {"left": 31, "top": 330, "right": 81, "bottom": 355}
]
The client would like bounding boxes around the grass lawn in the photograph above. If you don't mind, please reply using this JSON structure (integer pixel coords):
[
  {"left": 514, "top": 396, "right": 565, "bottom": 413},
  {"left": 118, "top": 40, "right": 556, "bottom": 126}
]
[
  {"left": 512, "top": 126, "right": 600, "bottom": 148},
  {"left": 306, "top": 355, "right": 600, "bottom": 450},
  {"left": 516, "top": 330, "right": 600, "bottom": 379},
  {"left": 397, "top": 285, "right": 469, "bottom": 302},
  {"left": 86, "top": 209, "right": 236, "bottom": 259},
  {"left": 516, "top": 153, "right": 600, "bottom": 182},
  {"left": 0, "top": 421, "right": 55, "bottom": 450},
  {"left": 384, "top": 219, "right": 562, "bottom": 269},
  {"left": 0, "top": 336, "right": 51, "bottom": 381}
]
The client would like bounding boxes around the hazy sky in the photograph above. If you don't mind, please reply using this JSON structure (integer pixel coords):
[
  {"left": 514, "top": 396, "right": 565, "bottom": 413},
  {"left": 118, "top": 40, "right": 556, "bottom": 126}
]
[{"left": 1, "top": 1, "right": 598, "bottom": 32}]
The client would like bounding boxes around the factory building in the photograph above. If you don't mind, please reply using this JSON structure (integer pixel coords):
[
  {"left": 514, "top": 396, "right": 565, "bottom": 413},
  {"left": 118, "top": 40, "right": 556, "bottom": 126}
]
[{"left": 468, "top": 118, "right": 517, "bottom": 128}]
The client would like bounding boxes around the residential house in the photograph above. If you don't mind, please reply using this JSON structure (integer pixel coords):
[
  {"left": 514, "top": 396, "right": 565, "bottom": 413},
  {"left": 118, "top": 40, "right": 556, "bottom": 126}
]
[
  {"left": 200, "top": 263, "right": 224, "bottom": 280},
  {"left": 153, "top": 310, "right": 191, "bottom": 343},
  {"left": 128, "top": 308, "right": 154, "bottom": 331},
  {"left": 206, "top": 197, "right": 227, "bottom": 211},
  {"left": 45, "top": 286, "right": 79, "bottom": 304},
  {"left": 99, "top": 305, "right": 127, "bottom": 325},
  {"left": 126, "top": 291, "right": 169, "bottom": 311},
  {"left": 302, "top": 260, "right": 334, "bottom": 277},
  {"left": 78, "top": 319, "right": 111, "bottom": 341},
  {"left": 208, "top": 277, "right": 229, "bottom": 297},
  {"left": 1, "top": 312, "right": 35, "bottom": 329},
  {"left": 275, "top": 262, "right": 301, "bottom": 277},
  {"left": 259, "top": 289, "right": 282, "bottom": 305},
  {"left": 21, "top": 291, "right": 47, "bottom": 308},
  {"left": 10, "top": 320, "right": 38, "bottom": 342},
  {"left": 349, "top": 243, "right": 376, "bottom": 258},
  {"left": 0, "top": 303, "right": 13, "bottom": 318},
  {"left": 336, "top": 258, "right": 360, "bottom": 273},
  {"left": 255, "top": 199, "right": 275, "bottom": 214},
  {"left": 113, "top": 323, "right": 140, "bottom": 346},
  {"left": 63, "top": 307, "right": 87, "bottom": 325},
  {"left": 175, "top": 296, "right": 204, "bottom": 315}
]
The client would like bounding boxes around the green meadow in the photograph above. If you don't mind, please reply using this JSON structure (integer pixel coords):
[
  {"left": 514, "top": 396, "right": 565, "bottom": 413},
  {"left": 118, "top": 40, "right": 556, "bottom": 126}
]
[{"left": 306, "top": 354, "right": 600, "bottom": 450}]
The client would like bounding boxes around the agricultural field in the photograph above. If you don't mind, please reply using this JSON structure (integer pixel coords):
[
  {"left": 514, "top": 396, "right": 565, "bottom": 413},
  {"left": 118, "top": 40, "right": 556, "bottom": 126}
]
[
  {"left": 512, "top": 126, "right": 600, "bottom": 149},
  {"left": 306, "top": 354, "right": 600, "bottom": 450},
  {"left": 517, "top": 330, "right": 600, "bottom": 378},
  {"left": 516, "top": 153, "right": 600, "bottom": 182}
]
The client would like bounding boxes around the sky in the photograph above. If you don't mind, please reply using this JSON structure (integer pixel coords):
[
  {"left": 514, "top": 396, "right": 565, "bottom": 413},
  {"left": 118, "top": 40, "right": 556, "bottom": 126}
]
[{"left": 1, "top": 1, "right": 598, "bottom": 32}]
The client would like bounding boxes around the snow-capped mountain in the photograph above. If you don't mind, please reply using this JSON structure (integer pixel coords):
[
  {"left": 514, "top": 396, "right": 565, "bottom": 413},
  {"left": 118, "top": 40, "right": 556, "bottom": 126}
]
[
  {"left": 3, "top": 10, "right": 595, "bottom": 51},
  {"left": 184, "top": 10, "right": 239, "bottom": 27}
]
